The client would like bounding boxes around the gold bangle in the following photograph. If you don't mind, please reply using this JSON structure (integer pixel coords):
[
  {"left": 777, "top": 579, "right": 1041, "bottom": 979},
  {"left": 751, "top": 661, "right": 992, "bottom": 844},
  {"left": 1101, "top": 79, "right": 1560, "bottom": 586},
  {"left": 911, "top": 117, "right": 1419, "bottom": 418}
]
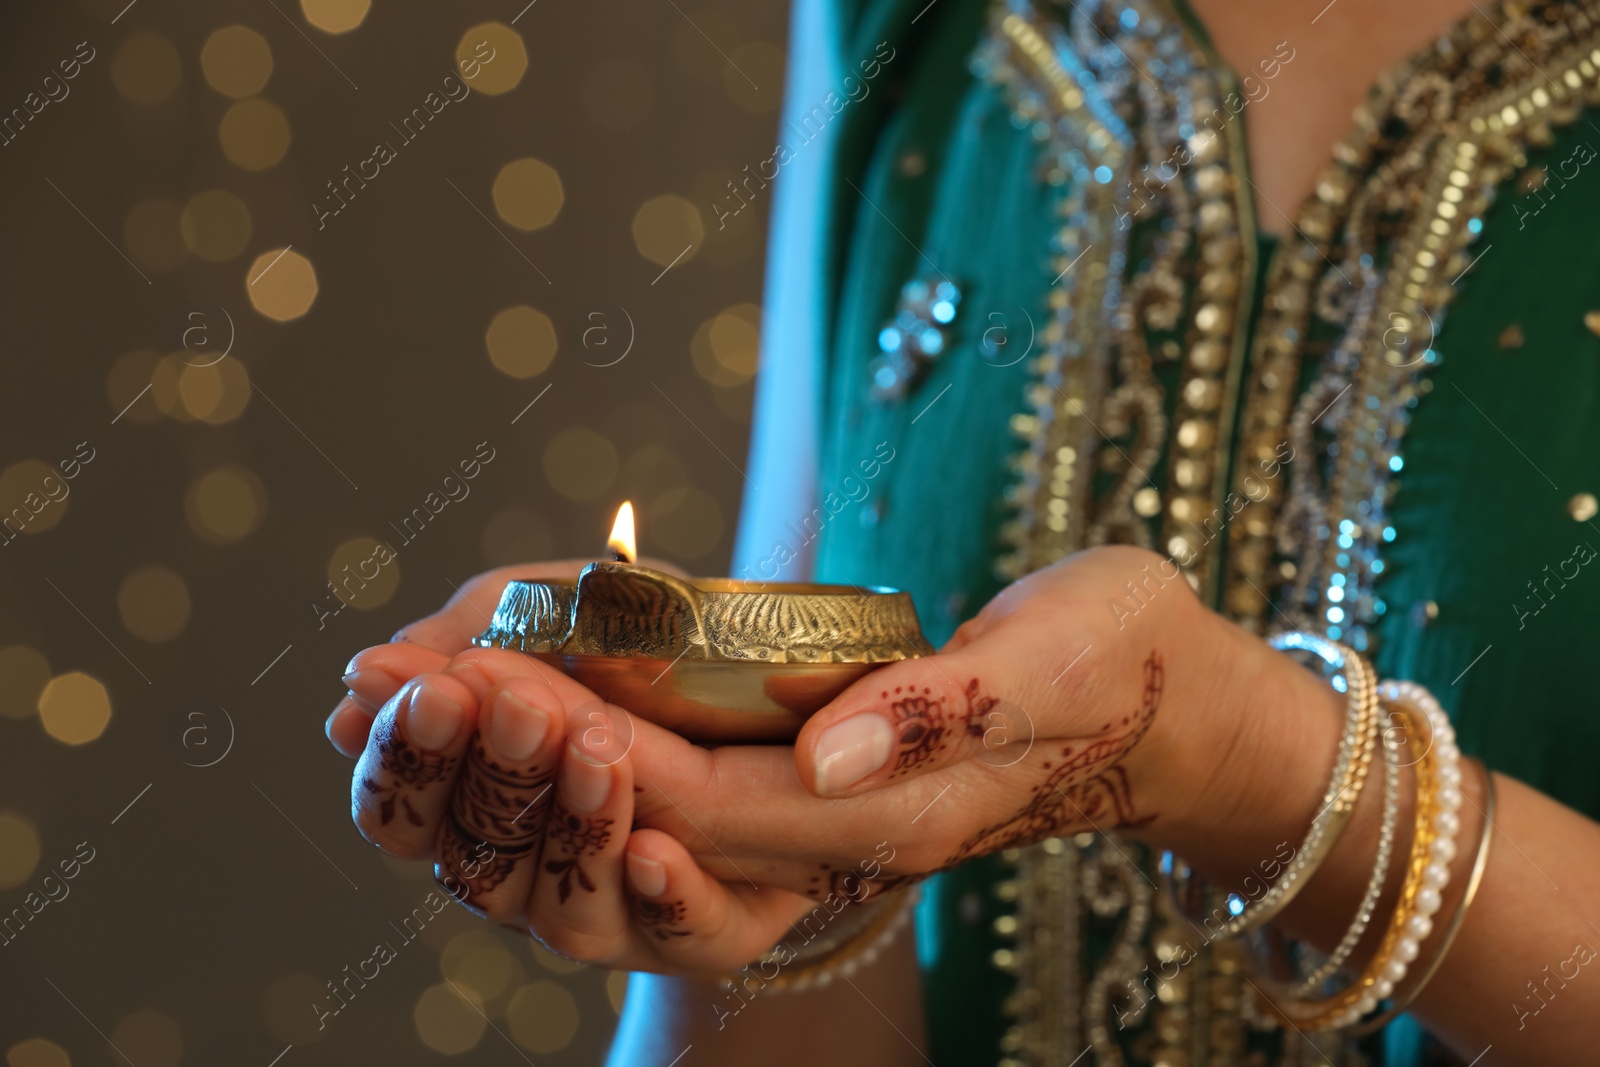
[
  {"left": 1348, "top": 757, "right": 1496, "bottom": 1035},
  {"left": 1212, "top": 632, "right": 1382, "bottom": 937}
]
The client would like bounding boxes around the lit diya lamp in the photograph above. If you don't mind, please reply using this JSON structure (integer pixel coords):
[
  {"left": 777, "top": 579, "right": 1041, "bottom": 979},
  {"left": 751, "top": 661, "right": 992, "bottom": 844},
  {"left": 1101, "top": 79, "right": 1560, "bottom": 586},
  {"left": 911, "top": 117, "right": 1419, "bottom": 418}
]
[{"left": 473, "top": 502, "right": 933, "bottom": 742}]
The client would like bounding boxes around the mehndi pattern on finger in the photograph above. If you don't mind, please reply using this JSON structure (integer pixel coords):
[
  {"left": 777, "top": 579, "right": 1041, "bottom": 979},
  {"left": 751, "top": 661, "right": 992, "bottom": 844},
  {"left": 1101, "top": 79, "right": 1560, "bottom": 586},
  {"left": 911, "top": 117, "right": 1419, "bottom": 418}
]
[
  {"left": 543, "top": 804, "right": 616, "bottom": 903},
  {"left": 364, "top": 718, "right": 460, "bottom": 826},
  {"left": 439, "top": 733, "right": 555, "bottom": 893},
  {"left": 631, "top": 896, "right": 693, "bottom": 941},
  {"left": 946, "top": 651, "right": 1164, "bottom": 864},
  {"left": 885, "top": 677, "right": 1003, "bottom": 779}
]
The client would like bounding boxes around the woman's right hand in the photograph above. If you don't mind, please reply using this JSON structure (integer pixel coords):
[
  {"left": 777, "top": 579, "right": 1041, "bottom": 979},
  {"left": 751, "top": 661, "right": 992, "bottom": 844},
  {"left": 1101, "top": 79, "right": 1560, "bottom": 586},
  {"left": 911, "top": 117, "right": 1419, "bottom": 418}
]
[{"left": 326, "top": 561, "right": 815, "bottom": 976}]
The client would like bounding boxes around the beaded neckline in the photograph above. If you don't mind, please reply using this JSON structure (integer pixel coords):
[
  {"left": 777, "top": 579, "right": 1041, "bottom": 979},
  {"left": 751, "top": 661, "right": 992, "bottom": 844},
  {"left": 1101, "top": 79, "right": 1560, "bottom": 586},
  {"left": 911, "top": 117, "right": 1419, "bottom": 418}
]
[{"left": 969, "top": 0, "right": 1600, "bottom": 1062}]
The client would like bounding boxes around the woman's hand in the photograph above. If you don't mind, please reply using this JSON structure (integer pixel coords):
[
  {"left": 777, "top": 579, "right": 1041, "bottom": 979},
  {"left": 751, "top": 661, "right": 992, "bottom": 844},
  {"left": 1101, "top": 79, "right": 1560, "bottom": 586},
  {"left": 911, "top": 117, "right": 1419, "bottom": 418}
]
[
  {"left": 790, "top": 544, "right": 1331, "bottom": 862},
  {"left": 613, "top": 544, "right": 1347, "bottom": 900},
  {"left": 332, "top": 641, "right": 816, "bottom": 975},
  {"left": 324, "top": 557, "right": 687, "bottom": 758}
]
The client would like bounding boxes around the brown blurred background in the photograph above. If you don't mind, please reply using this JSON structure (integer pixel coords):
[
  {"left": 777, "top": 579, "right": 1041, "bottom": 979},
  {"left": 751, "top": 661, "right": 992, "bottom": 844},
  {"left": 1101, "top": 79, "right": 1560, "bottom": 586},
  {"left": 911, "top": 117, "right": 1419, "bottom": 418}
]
[{"left": 0, "top": 0, "right": 786, "bottom": 1062}]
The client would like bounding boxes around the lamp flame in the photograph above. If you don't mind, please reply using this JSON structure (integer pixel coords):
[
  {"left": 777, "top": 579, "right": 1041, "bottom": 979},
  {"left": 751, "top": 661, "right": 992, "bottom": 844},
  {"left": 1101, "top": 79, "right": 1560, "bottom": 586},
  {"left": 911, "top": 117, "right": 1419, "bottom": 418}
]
[{"left": 607, "top": 502, "right": 637, "bottom": 563}]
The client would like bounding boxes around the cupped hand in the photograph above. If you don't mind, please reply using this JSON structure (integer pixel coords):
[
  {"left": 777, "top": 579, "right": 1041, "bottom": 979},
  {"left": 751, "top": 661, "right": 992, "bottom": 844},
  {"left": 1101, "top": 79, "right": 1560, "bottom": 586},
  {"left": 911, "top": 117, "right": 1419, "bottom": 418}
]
[
  {"left": 325, "top": 547, "right": 1339, "bottom": 973},
  {"left": 336, "top": 644, "right": 814, "bottom": 975}
]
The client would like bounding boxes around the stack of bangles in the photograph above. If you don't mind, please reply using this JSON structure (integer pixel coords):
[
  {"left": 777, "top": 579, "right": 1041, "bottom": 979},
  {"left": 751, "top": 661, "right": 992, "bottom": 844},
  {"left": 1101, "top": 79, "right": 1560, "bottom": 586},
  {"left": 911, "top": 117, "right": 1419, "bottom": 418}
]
[{"left": 1166, "top": 631, "right": 1497, "bottom": 1032}]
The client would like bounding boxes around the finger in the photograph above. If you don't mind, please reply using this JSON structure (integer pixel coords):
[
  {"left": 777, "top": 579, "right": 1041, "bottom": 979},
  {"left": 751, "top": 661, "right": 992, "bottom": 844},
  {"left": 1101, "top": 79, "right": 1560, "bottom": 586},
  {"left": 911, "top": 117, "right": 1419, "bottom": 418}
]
[
  {"left": 342, "top": 643, "right": 452, "bottom": 709},
  {"left": 393, "top": 557, "right": 689, "bottom": 656},
  {"left": 350, "top": 674, "right": 477, "bottom": 858},
  {"left": 434, "top": 678, "right": 567, "bottom": 921},
  {"left": 625, "top": 717, "right": 955, "bottom": 887},
  {"left": 525, "top": 714, "right": 635, "bottom": 964},
  {"left": 440, "top": 646, "right": 618, "bottom": 720},
  {"left": 326, "top": 697, "right": 374, "bottom": 759},
  {"left": 328, "top": 643, "right": 452, "bottom": 757},
  {"left": 624, "top": 828, "right": 814, "bottom": 972},
  {"left": 796, "top": 649, "right": 1027, "bottom": 797}
]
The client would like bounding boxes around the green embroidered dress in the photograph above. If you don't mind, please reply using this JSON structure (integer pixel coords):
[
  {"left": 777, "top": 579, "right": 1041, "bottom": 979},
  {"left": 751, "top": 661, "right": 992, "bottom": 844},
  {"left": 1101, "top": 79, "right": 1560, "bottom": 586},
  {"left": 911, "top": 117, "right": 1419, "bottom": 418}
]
[{"left": 736, "top": 0, "right": 1600, "bottom": 1063}]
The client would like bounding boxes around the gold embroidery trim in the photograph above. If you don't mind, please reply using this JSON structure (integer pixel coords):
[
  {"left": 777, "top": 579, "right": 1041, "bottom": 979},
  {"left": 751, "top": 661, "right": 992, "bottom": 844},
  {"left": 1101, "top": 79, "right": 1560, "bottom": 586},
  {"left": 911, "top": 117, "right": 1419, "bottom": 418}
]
[{"left": 981, "top": 1, "right": 1600, "bottom": 1066}]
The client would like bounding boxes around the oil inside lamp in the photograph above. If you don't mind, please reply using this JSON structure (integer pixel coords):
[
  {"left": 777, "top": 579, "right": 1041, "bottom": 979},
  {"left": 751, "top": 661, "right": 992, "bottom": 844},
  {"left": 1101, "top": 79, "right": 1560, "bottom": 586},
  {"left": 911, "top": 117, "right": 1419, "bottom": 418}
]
[{"left": 474, "top": 501, "right": 932, "bottom": 741}]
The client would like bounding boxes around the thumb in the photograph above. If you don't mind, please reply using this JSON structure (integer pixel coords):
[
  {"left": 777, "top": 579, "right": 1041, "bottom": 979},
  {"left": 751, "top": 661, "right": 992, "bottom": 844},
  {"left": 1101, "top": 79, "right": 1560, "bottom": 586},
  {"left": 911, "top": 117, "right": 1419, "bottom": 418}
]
[{"left": 795, "top": 643, "right": 1040, "bottom": 798}]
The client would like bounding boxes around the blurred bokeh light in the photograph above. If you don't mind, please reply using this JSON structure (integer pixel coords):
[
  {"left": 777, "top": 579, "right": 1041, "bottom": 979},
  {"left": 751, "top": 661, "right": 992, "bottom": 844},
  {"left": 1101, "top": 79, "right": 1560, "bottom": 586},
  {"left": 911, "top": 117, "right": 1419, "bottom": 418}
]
[
  {"left": 220, "top": 98, "right": 291, "bottom": 171},
  {"left": 109, "top": 1009, "right": 184, "bottom": 1067},
  {"left": 4, "top": 1038, "right": 70, "bottom": 1067},
  {"left": 200, "top": 25, "right": 273, "bottom": 98},
  {"left": 180, "top": 190, "right": 253, "bottom": 263},
  {"left": 117, "top": 565, "right": 192, "bottom": 643},
  {"left": 493, "top": 158, "right": 564, "bottom": 232},
  {"left": 486, "top": 305, "right": 558, "bottom": 379},
  {"left": 246, "top": 248, "right": 318, "bottom": 321},
  {"left": 0, "top": 810, "right": 41, "bottom": 889},
  {"left": 506, "top": 980, "right": 581, "bottom": 1053},
  {"left": 414, "top": 982, "right": 486, "bottom": 1054},
  {"left": 632, "top": 194, "right": 704, "bottom": 267},
  {"left": 110, "top": 31, "right": 181, "bottom": 105},
  {"left": 37, "top": 672, "right": 112, "bottom": 746},
  {"left": 456, "top": 23, "right": 528, "bottom": 95},
  {"left": 301, "top": 0, "right": 371, "bottom": 34},
  {"left": 185, "top": 466, "right": 267, "bottom": 544}
]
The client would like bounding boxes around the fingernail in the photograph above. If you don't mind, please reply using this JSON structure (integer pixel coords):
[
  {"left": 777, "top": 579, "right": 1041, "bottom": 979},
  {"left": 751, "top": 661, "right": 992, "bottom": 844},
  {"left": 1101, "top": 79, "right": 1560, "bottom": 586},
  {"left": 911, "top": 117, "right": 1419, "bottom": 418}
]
[
  {"left": 489, "top": 691, "right": 549, "bottom": 761},
  {"left": 627, "top": 852, "right": 667, "bottom": 898},
  {"left": 443, "top": 662, "right": 492, "bottom": 698},
  {"left": 341, "top": 669, "right": 393, "bottom": 708},
  {"left": 813, "top": 715, "right": 894, "bottom": 796},
  {"left": 561, "top": 743, "right": 612, "bottom": 813},
  {"left": 403, "top": 682, "right": 464, "bottom": 750},
  {"left": 325, "top": 698, "right": 369, "bottom": 758}
]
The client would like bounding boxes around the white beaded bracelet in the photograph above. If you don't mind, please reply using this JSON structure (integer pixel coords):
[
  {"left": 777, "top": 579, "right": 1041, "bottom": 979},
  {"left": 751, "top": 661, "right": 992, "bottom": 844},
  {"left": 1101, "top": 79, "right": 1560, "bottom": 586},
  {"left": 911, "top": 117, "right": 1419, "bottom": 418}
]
[
  {"left": 719, "top": 886, "right": 918, "bottom": 995},
  {"left": 1325, "top": 681, "right": 1463, "bottom": 1028}
]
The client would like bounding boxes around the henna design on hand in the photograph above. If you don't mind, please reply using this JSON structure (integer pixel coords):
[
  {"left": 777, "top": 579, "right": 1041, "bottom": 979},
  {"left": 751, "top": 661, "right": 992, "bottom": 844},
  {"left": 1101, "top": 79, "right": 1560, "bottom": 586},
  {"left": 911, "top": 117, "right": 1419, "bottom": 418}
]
[
  {"left": 438, "top": 735, "right": 554, "bottom": 893},
  {"left": 884, "top": 678, "right": 1000, "bottom": 779},
  {"left": 543, "top": 804, "right": 615, "bottom": 903},
  {"left": 801, "top": 859, "right": 928, "bottom": 904},
  {"left": 944, "top": 651, "right": 1164, "bottom": 864},
  {"left": 826, "top": 867, "right": 925, "bottom": 902},
  {"left": 438, "top": 839, "right": 498, "bottom": 904},
  {"left": 632, "top": 897, "right": 693, "bottom": 941},
  {"left": 363, "top": 718, "right": 459, "bottom": 826}
]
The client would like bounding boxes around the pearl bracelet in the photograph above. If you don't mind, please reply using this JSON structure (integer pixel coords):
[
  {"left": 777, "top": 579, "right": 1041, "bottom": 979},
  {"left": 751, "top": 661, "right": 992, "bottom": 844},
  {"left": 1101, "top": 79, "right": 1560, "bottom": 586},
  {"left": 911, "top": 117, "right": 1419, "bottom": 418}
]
[
  {"left": 1214, "top": 632, "right": 1381, "bottom": 937},
  {"left": 718, "top": 887, "right": 917, "bottom": 995},
  {"left": 1349, "top": 755, "right": 1495, "bottom": 1034}
]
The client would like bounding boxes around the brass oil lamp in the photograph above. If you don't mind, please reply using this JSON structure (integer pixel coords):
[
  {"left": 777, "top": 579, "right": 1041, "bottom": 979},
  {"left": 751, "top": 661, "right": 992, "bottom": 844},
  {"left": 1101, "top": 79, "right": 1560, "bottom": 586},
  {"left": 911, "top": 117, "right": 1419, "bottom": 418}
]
[{"left": 474, "top": 502, "right": 932, "bottom": 741}]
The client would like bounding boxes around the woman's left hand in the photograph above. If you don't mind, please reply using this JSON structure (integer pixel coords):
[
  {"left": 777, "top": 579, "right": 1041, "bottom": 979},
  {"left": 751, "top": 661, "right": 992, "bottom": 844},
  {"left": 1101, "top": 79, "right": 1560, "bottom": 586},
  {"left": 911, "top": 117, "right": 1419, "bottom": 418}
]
[{"left": 621, "top": 544, "right": 1345, "bottom": 901}]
